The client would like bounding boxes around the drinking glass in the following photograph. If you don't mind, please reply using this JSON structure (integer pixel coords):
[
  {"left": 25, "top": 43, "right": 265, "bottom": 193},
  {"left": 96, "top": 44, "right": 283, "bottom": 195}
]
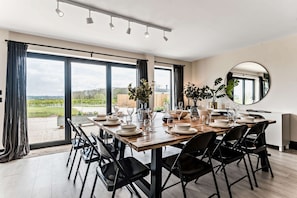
[
  {"left": 127, "top": 107, "right": 134, "bottom": 124},
  {"left": 113, "top": 105, "right": 119, "bottom": 115},
  {"left": 143, "top": 119, "right": 151, "bottom": 134},
  {"left": 178, "top": 101, "right": 183, "bottom": 110},
  {"left": 167, "top": 117, "right": 174, "bottom": 131}
]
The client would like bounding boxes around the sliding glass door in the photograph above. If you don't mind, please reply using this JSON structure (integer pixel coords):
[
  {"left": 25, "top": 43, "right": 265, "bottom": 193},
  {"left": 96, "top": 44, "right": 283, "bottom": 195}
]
[
  {"left": 26, "top": 53, "right": 136, "bottom": 148},
  {"left": 27, "top": 55, "right": 65, "bottom": 146}
]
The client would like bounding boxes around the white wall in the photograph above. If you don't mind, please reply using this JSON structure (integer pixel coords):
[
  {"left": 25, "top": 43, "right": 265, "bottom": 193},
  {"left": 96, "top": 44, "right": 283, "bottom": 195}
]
[
  {"left": 0, "top": 30, "right": 192, "bottom": 148},
  {"left": 192, "top": 33, "right": 297, "bottom": 141}
]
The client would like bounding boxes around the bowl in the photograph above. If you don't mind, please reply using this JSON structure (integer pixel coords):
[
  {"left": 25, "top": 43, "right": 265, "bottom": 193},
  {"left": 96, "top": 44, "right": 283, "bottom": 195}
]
[
  {"left": 97, "top": 114, "right": 106, "bottom": 118},
  {"left": 240, "top": 116, "right": 255, "bottom": 122},
  {"left": 107, "top": 116, "right": 119, "bottom": 122},
  {"left": 121, "top": 124, "right": 137, "bottom": 132},
  {"left": 214, "top": 119, "right": 229, "bottom": 125},
  {"left": 175, "top": 123, "right": 191, "bottom": 131},
  {"left": 169, "top": 110, "right": 188, "bottom": 119}
]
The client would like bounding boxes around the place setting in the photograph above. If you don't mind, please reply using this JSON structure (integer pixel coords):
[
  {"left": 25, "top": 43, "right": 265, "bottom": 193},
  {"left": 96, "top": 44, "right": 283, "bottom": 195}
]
[
  {"left": 166, "top": 122, "right": 198, "bottom": 135},
  {"left": 116, "top": 124, "right": 142, "bottom": 136},
  {"left": 93, "top": 114, "right": 107, "bottom": 121},
  {"left": 102, "top": 115, "right": 121, "bottom": 126}
]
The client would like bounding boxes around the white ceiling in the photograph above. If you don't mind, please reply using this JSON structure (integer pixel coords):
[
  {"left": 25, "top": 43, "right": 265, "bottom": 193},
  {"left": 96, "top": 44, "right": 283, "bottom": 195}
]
[{"left": 1, "top": 0, "right": 297, "bottom": 62}]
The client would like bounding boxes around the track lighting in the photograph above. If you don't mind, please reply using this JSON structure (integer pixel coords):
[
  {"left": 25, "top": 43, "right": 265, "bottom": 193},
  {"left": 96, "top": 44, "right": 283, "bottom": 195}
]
[
  {"left": 109, "top": 16, "right": 114, "bottom": 30},
  {"left": 126, "top": 21, "right": 131, "bottom": 34},
  {"left": 55, "top": 0, "right": 64, "bottom": 17},
  {"left": 163, "top": 31, "right": 168, "bottom": 41},
  {"left": 86, "top": 10, "right": 93, "bottom": 24},
  {"left": 144, "top": 26, "right": 149, "bottom": 38},
  {"left": 56, "top": 0, "right": 172, "bottom": 40}
]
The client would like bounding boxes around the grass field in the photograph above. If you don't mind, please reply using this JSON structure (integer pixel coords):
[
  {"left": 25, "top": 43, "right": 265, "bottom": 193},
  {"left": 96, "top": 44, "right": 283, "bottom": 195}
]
[{"left": 27, "top": 106, "right": 79, "bottom": 118}]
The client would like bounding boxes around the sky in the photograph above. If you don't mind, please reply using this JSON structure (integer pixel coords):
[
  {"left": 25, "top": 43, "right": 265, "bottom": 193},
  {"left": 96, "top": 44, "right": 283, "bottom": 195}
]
[{"left": 27, "top": 57, "right": 171, "bottom": 96}]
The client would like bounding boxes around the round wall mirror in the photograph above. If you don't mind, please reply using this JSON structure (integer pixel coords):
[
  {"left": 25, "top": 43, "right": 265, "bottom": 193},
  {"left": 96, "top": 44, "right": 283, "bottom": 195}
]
[{"left": 226, "top": 61, "right": 270, "bottom": 105}]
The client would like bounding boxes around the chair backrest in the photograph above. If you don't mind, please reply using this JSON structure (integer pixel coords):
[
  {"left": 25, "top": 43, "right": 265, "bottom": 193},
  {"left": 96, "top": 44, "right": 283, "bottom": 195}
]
[
  {"left": 67, "top": 118, "right": 82, "bottom": 139},
  {"left": 94, "top": 133, "right": 127, "bottom": 174},
  {"left": 215, "top": 125, "right": 248, "bottom": 151},
  {"left": 243, "top": 121, "right": 269, "bottom": 146},
  {"left": 77, "top": 126, "right": 101, "bottom": 158},
  {"left": 90, "top": 133, "right": 114, "bottom": 159},
  {"left": 172, "top": 132, "right": 216, "bottom": 168}
]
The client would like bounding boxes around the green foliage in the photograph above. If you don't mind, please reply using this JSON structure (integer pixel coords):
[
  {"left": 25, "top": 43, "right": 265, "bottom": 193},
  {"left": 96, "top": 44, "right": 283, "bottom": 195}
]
[
  {"left": 184, "top": 82, "right": 210, "bottom": 101},
  {"left": 27, "top": 106, "right": 79, "bottom": 117},
  {"left": 128, "top": 79, "right": 153, "bottom": 103}
]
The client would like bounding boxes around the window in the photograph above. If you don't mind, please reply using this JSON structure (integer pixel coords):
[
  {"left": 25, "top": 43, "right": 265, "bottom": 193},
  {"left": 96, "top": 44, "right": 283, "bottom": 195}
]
[
  {"left": 233, "top": 77, "right": 255, "bottom": 105},
  {"left": 154, "top": 67, "right": 172, "bottom": 111},
  {"left": 26, "top": 52, "right": 136, "bottom": 148}
]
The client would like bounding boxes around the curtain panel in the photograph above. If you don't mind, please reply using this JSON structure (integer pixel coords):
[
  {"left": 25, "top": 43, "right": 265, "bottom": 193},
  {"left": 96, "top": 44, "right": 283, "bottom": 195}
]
[
  {"left": 0, "top": 41, "right": 29, "bottom": 162},
  {"left": 136, "top": 59, "right": 148, "bottom": 108},
  {"left": 173, "top": 65, "right": 184, "bottom": 108}
]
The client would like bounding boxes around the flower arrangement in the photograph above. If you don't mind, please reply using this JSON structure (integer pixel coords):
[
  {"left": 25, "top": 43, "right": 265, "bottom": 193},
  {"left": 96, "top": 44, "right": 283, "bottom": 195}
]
[
  {"left": 128, "top": 79, "right": 153, "bottom": 103},
  {"left": 184, "top": 82, "right": 210, "bottom": 101}
]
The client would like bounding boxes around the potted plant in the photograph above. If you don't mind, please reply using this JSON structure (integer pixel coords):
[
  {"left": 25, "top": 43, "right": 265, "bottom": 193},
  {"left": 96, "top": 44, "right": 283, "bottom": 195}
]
[
  {"left": 128, "top": 79, "right": 153, "bottom": 121},
  {"left": 184, "top": 82, "right": 210, "bottom": 117},
  {"left": 206, "top": 77, "right": 239, "bottom": 109}
]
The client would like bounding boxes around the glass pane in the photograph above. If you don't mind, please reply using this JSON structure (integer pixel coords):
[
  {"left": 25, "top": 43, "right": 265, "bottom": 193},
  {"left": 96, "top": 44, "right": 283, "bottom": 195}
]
[
  {"left": 245, "top": 79, "right": 254, "bottom": 104},
  {"left": 71, "top": 62, "right": 106, "bottom": 126},
  {"left": 233, "top": 79, "right": 243, "bottom": 104},
  {"left": 27, "top": 57, "right": 65, "bottom": 144},
  {"left": 111, "top": 67, "right": 136, "bottom": 114},
  {"left": 154, "top": 68, "right": 171, "bottom": 111}
]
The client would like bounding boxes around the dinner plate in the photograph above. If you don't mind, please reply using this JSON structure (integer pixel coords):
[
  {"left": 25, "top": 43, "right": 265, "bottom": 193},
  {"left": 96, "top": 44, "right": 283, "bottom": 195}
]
[
  {"left": 116, "top": 129, "right": 142, "bottom": 136},
  {"left": 236, "top": 119, "right": 265, "bottom": 124},
  {"left": 102, "top": 121, "right": 121, "bottom": 126},
  {"left": 209, "top": 123, "right": 231, "bottom": 128},
  {"left": 169, "top": 127, "right": 198, "bottom": 135},
  {"left": 93, "top": 117, "right": 106, "bottom": 121}
]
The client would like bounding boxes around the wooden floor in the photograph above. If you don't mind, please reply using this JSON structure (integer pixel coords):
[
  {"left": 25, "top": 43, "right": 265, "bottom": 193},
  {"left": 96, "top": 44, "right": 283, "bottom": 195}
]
[{"left": 1, "top": 146, "right": 297, "bottom": 198}]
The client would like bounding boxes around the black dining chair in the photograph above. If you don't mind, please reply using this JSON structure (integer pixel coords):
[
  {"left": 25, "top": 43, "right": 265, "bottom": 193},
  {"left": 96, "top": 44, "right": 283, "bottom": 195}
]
[
  {"left": 161, "top": 132, "right": 220, "bottom": 198},
  {"left": 73, "top": 126, "right": 117, "bottom": 198},
  {"left": 66, "top": 118, "right": 96, "bottom": 180},
  {"left": 240, "top": 121, "right": 274, "bottom": 187},
  {"left": 90, "top": 133, "right": 150, "bottom": 198},
  {"left": 211, "top": 125, "right": 253, "bottom": 198}
]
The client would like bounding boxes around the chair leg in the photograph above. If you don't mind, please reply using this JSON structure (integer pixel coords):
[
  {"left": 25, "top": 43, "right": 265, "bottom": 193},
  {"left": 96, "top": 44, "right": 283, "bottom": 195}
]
[
  {"left": 180, "top": 179, "right": 187, "bottom": 198},
  {"left": 243, "top": 156, "right": 254, "bottom": 190},
  {"left": 211, "top": 166, "right": 220, "bottom": 197},
  {"left": 79, "top": 161, "right": 92, "bottom": 198},
  {"left": 74, "top": 155, "right": 82, "bottom": 184},
  {"left": 264, "top": 152, "right": 274, "bottom": 177},
  {"left": 221, "top": 164, "right": 232, "bottom": 198},
  {"left": 90, "top": 174, "right": 98, "bottom": 198},
  {"left": 68, "top": 149, "right": 78, "bottom": 179},
  {"left": 247, "top": 153, "right": 258, "bottom": 187},
  {"left": 66, "top": 146, "right": 74, "bottom": 167}
]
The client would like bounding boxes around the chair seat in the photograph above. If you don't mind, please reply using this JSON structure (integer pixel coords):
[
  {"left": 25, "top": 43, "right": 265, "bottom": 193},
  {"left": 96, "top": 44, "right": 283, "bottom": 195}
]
[
  {"left": 163, "top": 153, "right": 213, "bottom": 182},
  {"left": 213, "top": 146, "right": 245, "bottom": 164},
  {"left": 72, "top": 135, "right": 96, "bottom": 149},
  {"left": 97, "top": 156, "right": 150, "bottom": 191}
]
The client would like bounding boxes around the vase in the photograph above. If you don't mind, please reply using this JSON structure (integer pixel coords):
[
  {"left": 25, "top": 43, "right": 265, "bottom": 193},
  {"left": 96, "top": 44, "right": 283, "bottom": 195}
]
[
  {"left": 137, "top": 102, "right": 148, "bottom": 122},
  {"left": 208, "top": 102, "right": 218, "bottom": 109},
  {"left": 190, "top": 99, "right": 199, "bottom": 118}
]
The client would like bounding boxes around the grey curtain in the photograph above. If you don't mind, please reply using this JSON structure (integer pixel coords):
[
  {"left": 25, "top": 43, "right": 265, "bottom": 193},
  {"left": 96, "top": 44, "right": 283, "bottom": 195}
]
[
  {"left": 173, "top": 65, "right": 184, "bottom": 108},
  {"left": 0, "top": 41, "right": 29, "bottom": 162},
  {"left": 136, "top": 59, "right": 148, "bottom": 108}
]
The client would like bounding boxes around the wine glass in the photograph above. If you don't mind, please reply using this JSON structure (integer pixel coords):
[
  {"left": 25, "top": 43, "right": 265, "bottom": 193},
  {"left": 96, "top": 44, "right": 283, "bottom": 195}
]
[
  {"left": 143, "top": 119, "right": 151, "bottom": 135},
  {"left": 178, "top": 101, "right": 183, "bottom": 110},
  {"left": 167, "top": 117, "right": 174, "bottom": 131},
  {"left": 127, "top": 107, "right": 134, "bottom": 124},
  {"left": 113, "top": 105, "right": 119, "bottom": 115}
]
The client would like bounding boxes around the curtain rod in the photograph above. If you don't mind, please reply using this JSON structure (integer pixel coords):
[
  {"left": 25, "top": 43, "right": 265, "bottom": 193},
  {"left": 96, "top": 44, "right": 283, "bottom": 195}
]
[
  {"left": 155, "top": 61, "right": 185, "bottom": 66},
  {"left": 5, "top": 39, "right": 146, "bottom": 61}
]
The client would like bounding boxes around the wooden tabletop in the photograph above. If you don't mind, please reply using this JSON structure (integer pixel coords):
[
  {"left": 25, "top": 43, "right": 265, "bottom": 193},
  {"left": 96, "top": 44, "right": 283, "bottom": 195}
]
[{"left": 88, "top": 115, "right": 275, "bottom": 152}]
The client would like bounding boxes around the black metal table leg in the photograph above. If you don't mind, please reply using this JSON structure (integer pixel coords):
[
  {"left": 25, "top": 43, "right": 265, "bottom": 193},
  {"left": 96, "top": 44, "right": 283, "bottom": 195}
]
[{"left": 150, "top": 148, "right": 162, "bottom": 198}]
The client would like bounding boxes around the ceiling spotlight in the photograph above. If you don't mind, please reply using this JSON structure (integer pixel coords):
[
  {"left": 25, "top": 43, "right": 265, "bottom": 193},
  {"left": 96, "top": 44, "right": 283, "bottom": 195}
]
[
  {"left": 109, "top": 16, "right": 114, "bottom": 30},
  {"left": 55, "top": 0, "right": 64, "bottom": 17},
  {"left": 86, "top": 10, "right": 93, "bottom": 24},
  {"left": 144, "top": 26, "right": 149, "bottom": 38},
  {"left": 163, "top": 31, "right": 168, "bottom": 41},
  {"left": 126, "top": 21, "right": 131, "bottom": 34}
]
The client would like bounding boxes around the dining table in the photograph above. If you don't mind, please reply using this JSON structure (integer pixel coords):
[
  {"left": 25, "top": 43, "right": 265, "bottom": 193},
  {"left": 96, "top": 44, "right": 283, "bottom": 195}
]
[{"left": 88, "top": 114, "right": 276, "bottom": 198}]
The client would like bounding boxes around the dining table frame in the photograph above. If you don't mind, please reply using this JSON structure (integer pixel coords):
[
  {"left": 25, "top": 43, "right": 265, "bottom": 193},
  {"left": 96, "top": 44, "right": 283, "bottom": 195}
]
[{"left": 88, "top": 115, "right": 276, "bottom": 198}]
